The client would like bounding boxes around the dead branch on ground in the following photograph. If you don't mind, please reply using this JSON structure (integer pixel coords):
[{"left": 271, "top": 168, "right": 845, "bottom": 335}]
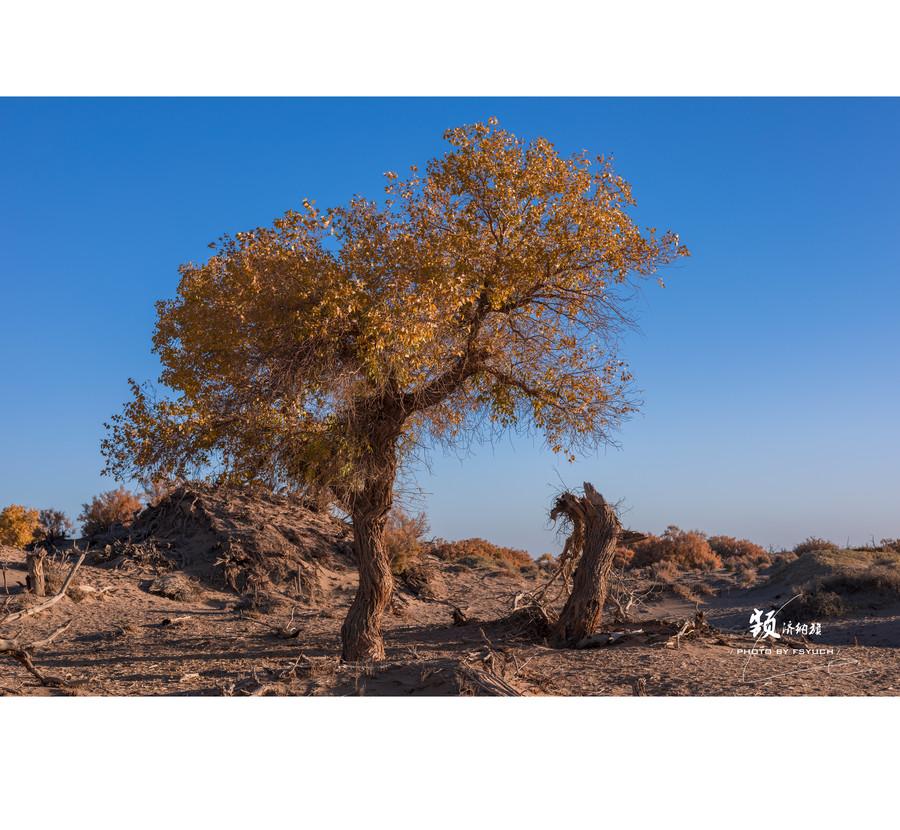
[
  {"left": 1, "top": 552, "right": 86, "bottom": 625},
  {"left": 0, "top": 619, "right": 73, "bottom": 686}
]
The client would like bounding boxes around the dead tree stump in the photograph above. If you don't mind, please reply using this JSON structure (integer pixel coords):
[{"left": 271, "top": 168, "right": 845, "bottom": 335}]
[
  {"left": 26, "top": 551, "right": 47, "bottom": 597},
  {"left": 551, "top": 482, "right": 621, "bottom": 646}
]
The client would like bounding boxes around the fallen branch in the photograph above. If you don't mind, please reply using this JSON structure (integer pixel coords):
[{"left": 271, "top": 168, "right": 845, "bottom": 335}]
[
  {"left": 0, "top": 619, "right": 73, "bottom": 687},
  {"left": 1, "top": 552, "right": 85, "bottom": 625},
  {"left": 458, "top": 666, "right": 522, "bottom": 697}
]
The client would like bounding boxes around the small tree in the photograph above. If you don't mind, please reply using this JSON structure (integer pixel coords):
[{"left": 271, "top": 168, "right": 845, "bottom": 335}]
[
  {"left": 102, "top": 119, "right": 686, "bottom": 660},
  {"left": 79, "top": 486, "right": 143, "bottom": 538},
  {"left": 35, "top": 508, "right": 75, "bottom": 547},
  {"left": 0, "top": 504, "right": 40, "bottom": 548}
]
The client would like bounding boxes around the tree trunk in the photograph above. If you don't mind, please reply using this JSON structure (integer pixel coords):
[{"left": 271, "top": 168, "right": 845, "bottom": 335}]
[
  {"left": 26, "top": 551, "right": 47, "bottom": 597},
  {"left": 552, "top": 483, "right": 621, "bottom": 646},
  {"left": 341, "top": 495, "right": 394, "bottom": 662}
]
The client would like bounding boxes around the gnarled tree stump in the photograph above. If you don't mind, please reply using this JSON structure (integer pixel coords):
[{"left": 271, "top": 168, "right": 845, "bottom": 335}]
[
  {"left": 26, "top": 551, "right": 47, "bottom": 597},
  {"left": 551, "top": 482, "right": 621, "bottom": 646}
]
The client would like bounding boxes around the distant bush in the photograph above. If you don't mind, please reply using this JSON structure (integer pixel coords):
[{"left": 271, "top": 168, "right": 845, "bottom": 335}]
[
  {"left": 821, "top": 565, "right": 900, "bottom": 601},
  {"left": 614, "top": 544, "right": 635, "bottom": 569},
  {"left": 35, "top": 508, "right": 75, "bottom": 546},
  {"left": 384, "top": 508, "right": 429, "bottom": 575},
  {"left": 708, "top": 535, "right": 771, "bottom": 567},
  {"left": 432, "top": 537, "right": 535, "bottom": 573},
  {"left": 793, "top": 589, "right": 846, "bottom": 620},
  {"left": 79, "top": 486, "right": 143, "bottom": 537},
  {"left": 630, "top": 526, "right": 721, "bottom": 571},
  {"left": 535, "top": 553, "right": 557, "bottom": 571},
  {"left": 793, "top": 537, "right": 839, "bottom": 556},
  {"left": 0, "top": 504, "right": 40, "bottom": 548},
  {"left": 142, "top": 478, "right": 180, "bottom": 507},
  {"left": 650, "top": 559, "right": 681, "bottom": 583},
  {"left": 880, "top": 539, "right": 900, "bottom": 554}
]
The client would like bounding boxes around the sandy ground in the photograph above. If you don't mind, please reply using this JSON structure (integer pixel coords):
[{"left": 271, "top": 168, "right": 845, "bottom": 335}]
[{"left": 1, "top": 546, "right": 898, "bottom": 696}]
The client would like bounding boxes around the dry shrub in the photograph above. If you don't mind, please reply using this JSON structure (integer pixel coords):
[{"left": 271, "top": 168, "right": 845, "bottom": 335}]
[
  {"left": 735, "top": 565, "right": 758, "bottom": 588},
  {"left": 789, "top": 556, "right": 900, "bottom": 619},
  {"left": 793, "top": 537, "right": 839, "bottom": 556},
  {"left": 35, "top": 508, "right": 74, "bottom": 547},
  {"left": 669, "top": 582, "right": 701, "bottom": 603},
  {"left": 879, "top": 539, "right": 900, "bottom": 553},
  {"left": 693, "top": 581, "right": 717, "bottom": 597},
  {"left": 142, "top": 478, "right": 181, "bottom": 507},
  {"left": 821, "top": 566, "right": 900, "bottom": 601},
  {"left": 384, "top": 508, "right": 429, "bottom": 575},
  {"left": 614, "top": 544, "right": 635, "bottom": 568},
  {"left": 432, "top": 538, "right": 534, "bottom": 573},
  {"left": 535, "top": 553, "right": 557, "bottom": 572},
  {"left": 650, "top": 559, "right": 681, "bottom": 583},
  {"left": 630, "top": 526, "right": 721, "bottom": 571},
  {"left": 708, "top": 535, "right": 770, "bottom": 568},
  {"left": 0, "top": 504, "right": 40, "bottom": 547},
  {"left": 793, "top": 589, "right": 846, "bottom": 620},
  {"left": 771, "top": 550, "right": 798, "bottom": 568},
  {"left": 79, "top": 486, "right": 143, "bottom": 537},
  {"left": 43, "top": 557, "right": 72, "bottom": 594}
]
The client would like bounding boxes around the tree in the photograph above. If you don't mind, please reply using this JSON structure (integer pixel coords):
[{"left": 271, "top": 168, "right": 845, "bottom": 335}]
[
  {"left": 102, "top": 119, "right": 687, "bottom": 660},
  {"left": 0, "top": 504, "right": 40, "bottom": 548},
  {"left": 550, "top": 483, "right": 623, "bottom": 645},
  {"left": 78, "top": 486, "right": 143, "bottom": 538},
  {"left": 35, "top": 508, "right": 75, "bottom": 547}
]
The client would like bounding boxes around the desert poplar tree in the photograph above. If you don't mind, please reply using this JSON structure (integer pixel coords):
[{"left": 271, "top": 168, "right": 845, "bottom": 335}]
[{"left": 102, "top": 119, "right": 687, "bottom": 660}]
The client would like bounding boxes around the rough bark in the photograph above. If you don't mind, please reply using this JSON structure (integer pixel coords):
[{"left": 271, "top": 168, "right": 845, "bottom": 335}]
[
  {"left": 552, "top": 482, "right": 621, "bottom": 646},
  {"left": 340, "top": 438, "right": 398, "bottom": 662},
  {"left": 26, "top": 551, "right": 46, "bottom": 597},
  {"left": 341, "top": 507, "right": 394, "bottom": 661}
]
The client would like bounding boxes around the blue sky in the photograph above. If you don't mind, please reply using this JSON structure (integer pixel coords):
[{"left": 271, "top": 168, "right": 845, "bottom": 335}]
[{"left": 1, "top": 98, "right": 898, "bottom": 552}]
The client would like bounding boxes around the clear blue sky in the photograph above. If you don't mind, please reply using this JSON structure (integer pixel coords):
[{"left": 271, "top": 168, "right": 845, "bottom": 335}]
[{"left": 2, "top": 98, "right": 898, "bottom": 552}]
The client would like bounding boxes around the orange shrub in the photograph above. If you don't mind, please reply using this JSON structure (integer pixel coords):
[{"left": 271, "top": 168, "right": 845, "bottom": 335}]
[
  {"left": 630, "top": 526, "right": 721, "bottom": 571},
  {"left": 0, "top": 504, "right": 41, "bottom": 548},
  {"left": 650, "top": 559, "right": 681, "bottom": 582},
  {"left": 432, "top": 537, "right": 534, "bottom": 572},
  {"left": 708, "top": 535, "right": 770, "bottom": 566},
  {"left": 614, "top": 544, "right": 635, "bottom": 568},
  {"left": 79, "top": 486, "right": 143, "bottom": 537},
  {"left": 793, "top": 537, "right": 839, "bottom": 556},
  {"left": 383, "top": 508, "right": 430, "bottom": 575}
]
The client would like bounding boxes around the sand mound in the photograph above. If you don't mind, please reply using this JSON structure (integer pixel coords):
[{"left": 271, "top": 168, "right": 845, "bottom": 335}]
[
  {"left": 121, "top": 483, "right": 355, "bottom": 600},
  {"left": 767, "top": 549, "right": 900, "bottom": 616}
]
